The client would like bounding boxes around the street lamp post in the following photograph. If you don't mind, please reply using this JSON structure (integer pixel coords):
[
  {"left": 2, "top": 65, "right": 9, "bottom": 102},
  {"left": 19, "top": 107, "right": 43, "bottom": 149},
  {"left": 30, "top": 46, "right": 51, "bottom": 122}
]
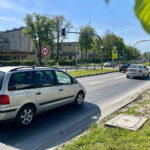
[{"left": 133, "top": 40, "right": 150, "bottom": 63}]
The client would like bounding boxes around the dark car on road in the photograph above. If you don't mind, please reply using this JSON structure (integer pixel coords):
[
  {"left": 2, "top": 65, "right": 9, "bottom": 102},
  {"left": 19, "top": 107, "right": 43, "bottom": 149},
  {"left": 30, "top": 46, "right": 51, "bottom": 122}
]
[{"left": 119, "top": 64, "right": 130, "bottom": 72}]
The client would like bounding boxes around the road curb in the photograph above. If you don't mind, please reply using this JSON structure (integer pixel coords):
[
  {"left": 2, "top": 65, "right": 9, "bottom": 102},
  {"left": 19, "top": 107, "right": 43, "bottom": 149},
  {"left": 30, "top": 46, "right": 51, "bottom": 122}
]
[
  {"left": 101, "top": 82, "right": 150, "bottom": 120},
  {"left": 75, "top": 71, "right": 118, "bottom": 78}
]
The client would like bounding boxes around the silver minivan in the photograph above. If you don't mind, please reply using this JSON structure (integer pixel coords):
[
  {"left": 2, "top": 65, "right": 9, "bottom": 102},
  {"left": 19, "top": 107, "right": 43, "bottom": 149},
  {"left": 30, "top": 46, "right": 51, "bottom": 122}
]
[{"left": 0, "top": 66, "right": 86, "bottom": 126}]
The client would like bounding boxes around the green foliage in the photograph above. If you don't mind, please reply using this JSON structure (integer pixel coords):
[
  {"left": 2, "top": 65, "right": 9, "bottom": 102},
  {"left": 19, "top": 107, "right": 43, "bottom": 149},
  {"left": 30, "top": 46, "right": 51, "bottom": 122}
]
[
  {"left": 0, "top": 61, "right": 21, "bottom": 66},
  {"left": 92, "top": 37, "right": 101, "bottom": 60},
  {"left": 79, "top": 26, "right": 96, "bottom": 61},
  {"left": 58, "top": 60, "right": 75, "bottom": 66},
  {"left": 23, "top": 13, "right": 56, "bottom": 65},
  {"left": 103, "top": 30, "right": 118, "bottom": 60},
  {"left": 54, "top": 15, "right": 72, "bottom": 62},
  {"left": 102, "top": 30, "right": 140, "bottom": 60},
  {"left": 135, "top": 0, "right": 150, "bottom": 34},
  {"left": 23, "top": 60, "right": 35, "bottom": 66},
  {"left": 46, "top": 60, "right": 57, "bottom": 66}
]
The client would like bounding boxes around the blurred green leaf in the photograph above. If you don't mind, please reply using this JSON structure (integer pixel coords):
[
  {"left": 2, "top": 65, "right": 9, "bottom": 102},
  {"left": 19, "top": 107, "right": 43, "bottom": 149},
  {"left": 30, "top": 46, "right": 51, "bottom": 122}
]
[{"left": 135, "top": 0, "right": 150, "bottom": 34}]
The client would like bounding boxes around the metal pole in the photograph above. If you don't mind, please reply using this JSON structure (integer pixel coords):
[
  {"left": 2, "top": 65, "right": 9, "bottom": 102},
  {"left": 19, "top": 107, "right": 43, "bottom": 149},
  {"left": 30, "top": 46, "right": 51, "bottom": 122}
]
[{"left": 148, "top": 52, "right": 150, "bottom": 65}]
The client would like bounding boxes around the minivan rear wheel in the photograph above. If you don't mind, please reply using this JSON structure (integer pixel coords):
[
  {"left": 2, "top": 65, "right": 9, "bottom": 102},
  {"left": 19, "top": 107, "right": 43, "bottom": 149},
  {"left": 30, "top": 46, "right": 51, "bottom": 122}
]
[
  {"left": 74, "top": 92, "right": 84, "bottom": 106},
  {"left": 15, "top": 105, "right": 35, "bottom": 126}
]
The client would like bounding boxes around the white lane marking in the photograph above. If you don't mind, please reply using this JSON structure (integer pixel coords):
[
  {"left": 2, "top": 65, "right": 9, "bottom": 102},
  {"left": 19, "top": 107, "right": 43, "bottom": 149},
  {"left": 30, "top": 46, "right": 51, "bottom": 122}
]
[{"left": 89, "top": 75, "right": 125, "bottom": 85}]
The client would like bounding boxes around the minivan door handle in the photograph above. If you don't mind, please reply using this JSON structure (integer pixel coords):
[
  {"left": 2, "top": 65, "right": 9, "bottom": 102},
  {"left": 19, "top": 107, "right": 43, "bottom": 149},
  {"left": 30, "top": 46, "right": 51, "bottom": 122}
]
[
  {"left": 36, "top": 92, "right": 42, "bottom": 95},
  {"left": 59, "top": 89, "right": 63, "bottom": 91}
]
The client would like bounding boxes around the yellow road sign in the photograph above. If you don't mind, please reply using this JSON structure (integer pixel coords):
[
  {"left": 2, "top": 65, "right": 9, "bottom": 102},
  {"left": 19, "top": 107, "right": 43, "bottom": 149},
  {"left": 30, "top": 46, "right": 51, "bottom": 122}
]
[
  {"left": 112, "top": 50, "right": 118, "bottom": 59},
  {"left": 113, "top": 46, "right": 117, "bottom": 50}
]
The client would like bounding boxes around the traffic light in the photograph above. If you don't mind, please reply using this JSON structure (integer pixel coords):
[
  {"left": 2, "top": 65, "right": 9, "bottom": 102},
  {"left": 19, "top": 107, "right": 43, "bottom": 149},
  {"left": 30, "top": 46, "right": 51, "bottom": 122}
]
[
  {"left": 120, "top": 51, "right": 123, "bottom": 59},
  {"left": 61, "top": 28, "right": 66, "bottom": 36}
]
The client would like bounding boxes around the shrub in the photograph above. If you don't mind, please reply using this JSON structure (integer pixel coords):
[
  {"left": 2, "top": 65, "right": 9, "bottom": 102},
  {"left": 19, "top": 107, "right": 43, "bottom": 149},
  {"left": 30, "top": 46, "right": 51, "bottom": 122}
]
[
  {"left": 46, "top": 60, "right": 57, "bottom": 66},
  {"left": 23, "top": 60, "right": 35, "bottom": 66},
  {"left": 0, "top": 61, "right": 21, "bottom": 66},
  {"left": 58, "top": 60, "right": 75, "bottom": 66}
]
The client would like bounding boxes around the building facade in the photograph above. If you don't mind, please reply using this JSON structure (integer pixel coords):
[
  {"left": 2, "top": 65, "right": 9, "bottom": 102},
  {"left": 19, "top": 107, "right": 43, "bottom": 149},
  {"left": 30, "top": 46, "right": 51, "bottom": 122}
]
[
  {"left": 0, "top": 27, "right": 33, "bottom": 61},
  {"left": 0, "top": 27, "right": 97, "bottom": 61}
]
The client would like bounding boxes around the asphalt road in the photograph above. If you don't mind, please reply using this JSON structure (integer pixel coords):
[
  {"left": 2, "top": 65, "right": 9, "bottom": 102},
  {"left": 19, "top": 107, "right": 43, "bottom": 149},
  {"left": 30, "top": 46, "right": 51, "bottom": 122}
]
[{"left": 0, "top": 72, "right": 150, "bottom": 150}]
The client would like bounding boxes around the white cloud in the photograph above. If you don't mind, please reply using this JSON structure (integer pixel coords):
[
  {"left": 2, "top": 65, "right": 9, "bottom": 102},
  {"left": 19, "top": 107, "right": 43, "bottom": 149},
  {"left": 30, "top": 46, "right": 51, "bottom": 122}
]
[{"left": 0, "top": 0, "right": 28, "bottom": 13}]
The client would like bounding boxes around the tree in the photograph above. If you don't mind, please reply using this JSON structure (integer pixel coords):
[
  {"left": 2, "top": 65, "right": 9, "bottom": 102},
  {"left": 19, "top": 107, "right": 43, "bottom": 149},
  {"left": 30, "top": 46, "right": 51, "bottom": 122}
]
[
  {"left": 23, "top": 13, "right": 50, "bottom": 65},
  {"left": 79, "top": 25, "right": 96, "bottom": 62},
  {"left": 44, "top": 18, "right": 56, "bottom": 59},
  {"left": 54, "top": 15, "right": 72, "bottom": 62},
  {"left": 92, "top": 37, "right": 101, "bottom": 60},
  {"left": 103, "top": 30, "right": 118, "bottom": 60}
]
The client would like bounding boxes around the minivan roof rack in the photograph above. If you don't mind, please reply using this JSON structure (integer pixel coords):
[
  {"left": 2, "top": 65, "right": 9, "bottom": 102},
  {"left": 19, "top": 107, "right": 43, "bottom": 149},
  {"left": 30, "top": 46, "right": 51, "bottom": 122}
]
[
  {"left": 9, "top": 66, "right": 61, "bottom": 72},
  {"left": 9, "top": 66, "right": 36, "bottom": 72}
]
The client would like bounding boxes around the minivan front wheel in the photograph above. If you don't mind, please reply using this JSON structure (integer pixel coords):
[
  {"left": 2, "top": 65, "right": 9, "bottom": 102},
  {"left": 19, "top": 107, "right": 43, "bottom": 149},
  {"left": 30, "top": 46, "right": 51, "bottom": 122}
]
[
  {"left": 15, "top": 105, "right": 35, "bottom": 126},
  {"left": 74, "top": 92, "right": 84, "bottom": 106}
]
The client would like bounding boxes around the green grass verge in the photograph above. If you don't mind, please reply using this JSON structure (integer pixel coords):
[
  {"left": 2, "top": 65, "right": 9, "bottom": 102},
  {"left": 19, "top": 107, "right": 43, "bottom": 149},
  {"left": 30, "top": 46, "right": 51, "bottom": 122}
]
[
  {"left": 68, "top": 69, "right": 118, "bottom": 77},
  {"left": 63, "top": 120, "right": 150, "bottom": 150},
  {"left": 140, "top": 62, "right": 150, "bottom": 66},
  {"left": 62, "top": 97, "right": 150, "bottom": 150}
]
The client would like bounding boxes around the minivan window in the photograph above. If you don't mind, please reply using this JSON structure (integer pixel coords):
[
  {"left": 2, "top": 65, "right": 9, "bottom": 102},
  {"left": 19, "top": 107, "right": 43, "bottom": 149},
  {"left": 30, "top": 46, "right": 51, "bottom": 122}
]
[
  {"left": 55, "top": 71, "right": 72, "bottom": 85},
  {"left": 0, "top": 72, "right": 5, "bottom": 90},
  {"left": 35, "top": 70, "right": 55, "bottom": 87},
  {"left": 8, "top": 72, "right": 34, "bottom": 91}
]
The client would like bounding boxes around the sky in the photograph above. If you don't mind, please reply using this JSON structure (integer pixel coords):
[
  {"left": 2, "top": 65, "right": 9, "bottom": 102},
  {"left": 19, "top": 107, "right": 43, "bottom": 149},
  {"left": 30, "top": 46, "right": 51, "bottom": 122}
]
[{"left": 0, "top": 0, "right": 150, "bottom": 54}]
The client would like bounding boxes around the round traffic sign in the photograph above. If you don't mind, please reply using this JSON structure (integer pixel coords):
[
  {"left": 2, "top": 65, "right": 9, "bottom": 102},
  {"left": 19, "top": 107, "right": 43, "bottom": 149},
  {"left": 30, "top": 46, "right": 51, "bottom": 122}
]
[
  {"left": 113, "top": 51, "right": 117, "bottom": 54},
  {"left": 41, "top": 47, "right": 49, "bottom": 56}
]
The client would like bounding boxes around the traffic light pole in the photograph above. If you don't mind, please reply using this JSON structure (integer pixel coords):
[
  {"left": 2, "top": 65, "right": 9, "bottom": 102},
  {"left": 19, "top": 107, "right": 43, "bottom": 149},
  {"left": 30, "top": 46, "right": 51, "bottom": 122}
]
[{"left": 62, "top": 30, "right": 104, "bottom": 69}]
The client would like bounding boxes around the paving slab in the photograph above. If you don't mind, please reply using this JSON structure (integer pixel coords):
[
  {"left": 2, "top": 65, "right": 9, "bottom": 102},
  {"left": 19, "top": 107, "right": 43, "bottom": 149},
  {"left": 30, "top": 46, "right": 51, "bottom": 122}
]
[{"left": 105, "top": 114, "right": 147, "bottom": 131}]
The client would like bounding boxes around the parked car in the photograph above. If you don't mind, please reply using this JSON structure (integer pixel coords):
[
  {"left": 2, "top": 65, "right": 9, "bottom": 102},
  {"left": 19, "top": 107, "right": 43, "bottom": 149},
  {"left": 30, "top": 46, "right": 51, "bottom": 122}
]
[
  {"left": 119, "top": 63, "right": 130, "bottom": 72},
  {"left": 104, "top": 62, "right": 114, "bottom": 67},
  {"left": 0, "top": 66, "right": 86, "bottom": 126},
  {"left": 126, "top": 64, "right": 149, "bottom": 79}
]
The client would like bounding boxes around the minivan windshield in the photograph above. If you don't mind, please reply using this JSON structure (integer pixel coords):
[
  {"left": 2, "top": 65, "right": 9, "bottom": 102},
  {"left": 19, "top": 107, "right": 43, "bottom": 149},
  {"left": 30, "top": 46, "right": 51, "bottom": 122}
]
[{"left": 0, "top": 72, "right": 5, "bottom": 90}]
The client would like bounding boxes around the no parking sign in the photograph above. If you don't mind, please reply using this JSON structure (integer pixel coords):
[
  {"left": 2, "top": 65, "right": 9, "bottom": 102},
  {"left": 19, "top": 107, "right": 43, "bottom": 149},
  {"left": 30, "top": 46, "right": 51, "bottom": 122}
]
[{"left": 41, "top": 47, "right": 49, "bottom": 56}]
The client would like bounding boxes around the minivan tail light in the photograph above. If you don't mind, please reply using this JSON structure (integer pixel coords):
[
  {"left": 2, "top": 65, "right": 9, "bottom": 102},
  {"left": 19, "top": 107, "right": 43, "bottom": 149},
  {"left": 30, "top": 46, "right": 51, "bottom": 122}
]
[
  {"left": 139, "top": 70, "right": 142, "bottom": 73},
  {"left": 126, "top": 69, "right": 128, "bottom": 72},
  {"left": 0, "top": 95, "right": 10, "bottom": 105}
]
